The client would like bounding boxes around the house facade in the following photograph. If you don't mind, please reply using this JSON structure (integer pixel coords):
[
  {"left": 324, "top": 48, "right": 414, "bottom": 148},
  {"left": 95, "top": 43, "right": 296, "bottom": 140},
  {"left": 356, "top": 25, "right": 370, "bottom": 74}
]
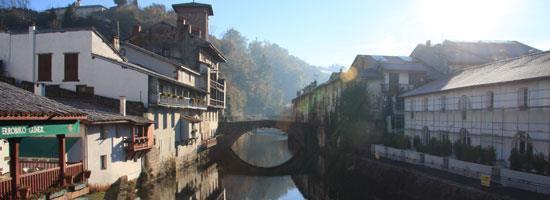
[
  {"left": 126, "top": 2, "right": 227, "bottom": 162},
  {"left": 402, "top": 51, "right": 550, "bottom": 165}
]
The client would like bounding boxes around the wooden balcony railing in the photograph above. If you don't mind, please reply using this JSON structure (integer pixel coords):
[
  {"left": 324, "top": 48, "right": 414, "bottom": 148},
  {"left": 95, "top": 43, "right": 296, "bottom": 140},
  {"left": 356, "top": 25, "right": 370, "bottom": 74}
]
[
  {"left": 124, "top": 136, "right": 151, "bottom": 152},
  {"left": 0, "top": 161, "right": 85, "bottom": 199},
  {"left": 210, "top": 80, "right": 224, "bottom": 91},
  {"left": 159, "top": 94, "right": 207, "bottom": 108},
  {"left": 20, "top": 159, "right": 58, "bottom": 173},
  {"left": 210, "top": 99, "right": 224, "bottom": 107}
]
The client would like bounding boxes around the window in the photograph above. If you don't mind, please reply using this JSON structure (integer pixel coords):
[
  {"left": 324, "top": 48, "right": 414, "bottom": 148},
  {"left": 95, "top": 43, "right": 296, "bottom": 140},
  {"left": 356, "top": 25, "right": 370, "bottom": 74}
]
[
  {"left": 459, "top": 95, "right": 469, "bottom": 120},
  {"left": 518, "top": 88, "right": 528, "bottom": 109},
  {"left": 439, "top": 131, "right": 449, "bottom": 141},
  {"left": 171, "top": 112, "right": 175, "bottom": 128},
  {"left": 154, "top": 112, "right": 159, "bottom": 129},
  {"left": 64, "top": 53, "right": 78, "bottom": 81},
  {"left": 422, "top": 97, "right": 429, "bottom": 111},
  {"left": 514, "top": 131, "right": 531, "bottom": 154},
  {"left": 38, "top": 53, "right": 52, "bottom": 81},
  {"left": 163, "top": 111, "right": 168, "bottom": 129},
  {"left": 486, "top": 91, "right": 494, "bottom": 109},
  {"left": 100, "top": 126, "right": 107, "bottom": 139},
  {"left": 440, "top": 95, "right": 446, "bottom": 111},
  {"left": 100, "top": 155, "right": 107, "bottom": 170},
  {"left": 410, "top": 99, "right": 415, "bottom": 119},
  {"left": 459, "top": 128, "right": 470, "bottom": 145},
  {"left": 422, "top": 126, "right": 430, "bottom": 145}
]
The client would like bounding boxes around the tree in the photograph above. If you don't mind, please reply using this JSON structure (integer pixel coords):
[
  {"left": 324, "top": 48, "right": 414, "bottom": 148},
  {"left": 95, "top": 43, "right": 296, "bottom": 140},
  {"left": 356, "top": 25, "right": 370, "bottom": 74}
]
[
  {"left": 61, "top": 4, "right": 76, "bottom": 27},
  {"left": 114, "top": 0, "right": 128, "bottom": 7}
]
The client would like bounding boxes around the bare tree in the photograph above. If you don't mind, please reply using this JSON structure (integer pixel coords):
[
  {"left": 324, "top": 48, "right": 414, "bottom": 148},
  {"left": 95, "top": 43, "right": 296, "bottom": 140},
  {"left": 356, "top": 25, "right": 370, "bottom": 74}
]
[{"left": 0, "top": 0, "right": 29, "bottom": 8}]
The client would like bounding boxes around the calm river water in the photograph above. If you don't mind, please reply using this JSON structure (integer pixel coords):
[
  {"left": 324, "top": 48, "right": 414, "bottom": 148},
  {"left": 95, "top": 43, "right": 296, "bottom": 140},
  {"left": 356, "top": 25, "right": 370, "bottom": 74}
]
[{"left": 141, "top": 128, "right": 307, "bottom": 199}]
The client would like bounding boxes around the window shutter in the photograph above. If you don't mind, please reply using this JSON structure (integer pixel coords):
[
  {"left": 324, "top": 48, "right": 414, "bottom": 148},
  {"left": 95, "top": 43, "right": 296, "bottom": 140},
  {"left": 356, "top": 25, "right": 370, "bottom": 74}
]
[
  {"left": 64, "top": 53, "right": 79, "bottom": 81},
  {"left": 38, "top": 54, "right": 52, "bottom": 81}
]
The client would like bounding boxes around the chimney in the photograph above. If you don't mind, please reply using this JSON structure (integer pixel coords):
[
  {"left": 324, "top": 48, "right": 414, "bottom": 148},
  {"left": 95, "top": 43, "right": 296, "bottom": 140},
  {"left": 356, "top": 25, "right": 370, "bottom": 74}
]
[
  {"left": 426, "top": 40, "right": 431, "bottom": 47},
  {"left": 112, "top": 36, "right": 120, "bottom": 51},
  {"left": 119, "top": 96, "right": 127, "bottom": 116}
]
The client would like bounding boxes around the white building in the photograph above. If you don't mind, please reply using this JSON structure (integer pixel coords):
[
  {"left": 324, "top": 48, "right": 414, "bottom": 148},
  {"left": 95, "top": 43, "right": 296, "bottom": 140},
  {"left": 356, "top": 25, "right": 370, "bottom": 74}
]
[
  {"left": 120, "top": 42, "right": 209, "bottom": 163},
  {"left": 61, "top": 97, "right": 153, "bottom": 186},
  {"left": 402, "top": 51, "right": 550, "bottom": 165}
]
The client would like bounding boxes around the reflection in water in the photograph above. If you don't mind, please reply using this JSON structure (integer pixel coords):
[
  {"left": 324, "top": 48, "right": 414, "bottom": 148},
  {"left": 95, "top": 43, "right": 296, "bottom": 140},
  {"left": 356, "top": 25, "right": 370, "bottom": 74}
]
[
  {"left": 231, "top": 128, "right": 293, "bottom": 167},
  {"left": 143, "top": 128, "right": 305, "bottom": 199}
]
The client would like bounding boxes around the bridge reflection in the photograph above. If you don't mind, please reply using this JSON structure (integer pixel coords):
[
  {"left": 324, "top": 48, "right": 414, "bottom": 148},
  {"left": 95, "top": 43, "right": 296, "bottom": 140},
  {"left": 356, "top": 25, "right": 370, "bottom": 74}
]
[{"left": 213, "top": 120, "right": 319, "bottom": 177}]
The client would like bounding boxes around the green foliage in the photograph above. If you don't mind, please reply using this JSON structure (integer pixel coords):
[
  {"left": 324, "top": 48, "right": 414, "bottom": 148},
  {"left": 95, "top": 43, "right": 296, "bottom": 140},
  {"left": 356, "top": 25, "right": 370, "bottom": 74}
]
[
  {"left": 211, "top": 29, "right": 328, "bottom": 118},
  {"left": 415, "top": 138, "right": 452, "bottom": 157},
  {"left": 114, "top": 0, "right": 128, "bottom": 7},
  {"left": 453, "top": 142, "right": 496, "bottom": 165},
  {"left": 382, "top": 134, "right": 411, "bottom": 149},
  {"left": 509, "top": 148, "right": 549, "bottom": 175},
  {"left": 61, "top": 4, "right": 76, "bottom": 28}
]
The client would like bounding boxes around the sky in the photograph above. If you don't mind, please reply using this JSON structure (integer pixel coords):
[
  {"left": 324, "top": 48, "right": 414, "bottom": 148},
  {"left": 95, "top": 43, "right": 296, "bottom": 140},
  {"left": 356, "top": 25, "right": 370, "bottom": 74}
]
[{"left": 29, "top": 0, "right": 550, "bottom": 67}]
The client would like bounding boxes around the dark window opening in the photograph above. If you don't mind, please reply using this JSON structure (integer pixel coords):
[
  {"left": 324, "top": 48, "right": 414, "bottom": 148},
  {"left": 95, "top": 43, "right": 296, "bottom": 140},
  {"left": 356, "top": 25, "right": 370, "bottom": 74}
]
[
  {"left": 38, "top": 53, "right": 52, "bottom": 81},
  {"left": 64, "top": 53, "right": 79, "bottom": 81}
]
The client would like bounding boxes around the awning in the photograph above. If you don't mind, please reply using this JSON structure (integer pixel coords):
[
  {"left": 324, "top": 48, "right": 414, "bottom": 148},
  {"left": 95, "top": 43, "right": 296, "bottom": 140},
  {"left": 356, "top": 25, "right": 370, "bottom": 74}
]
[{"left": 0, "top": 120, "right": 80, "bottom": 139}]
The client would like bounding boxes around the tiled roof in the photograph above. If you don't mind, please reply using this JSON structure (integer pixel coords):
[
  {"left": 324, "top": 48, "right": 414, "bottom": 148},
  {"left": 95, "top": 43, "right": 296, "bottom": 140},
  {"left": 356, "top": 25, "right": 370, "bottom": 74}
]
[
  {"left": 0, "top": 82, "right": 86, "bottom": 119},
  {"left": 52, "top": 98, "right": 151, "bottom": 125},
  {"left": 402, "top": 51, "right": 550, "bottom": 97}
]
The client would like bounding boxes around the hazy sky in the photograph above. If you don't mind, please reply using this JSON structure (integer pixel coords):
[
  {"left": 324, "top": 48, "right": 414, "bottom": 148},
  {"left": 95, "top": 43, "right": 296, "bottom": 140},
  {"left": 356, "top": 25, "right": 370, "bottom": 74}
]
[{"left": 30, "top": 0, "right": 550, "bottom": 67}]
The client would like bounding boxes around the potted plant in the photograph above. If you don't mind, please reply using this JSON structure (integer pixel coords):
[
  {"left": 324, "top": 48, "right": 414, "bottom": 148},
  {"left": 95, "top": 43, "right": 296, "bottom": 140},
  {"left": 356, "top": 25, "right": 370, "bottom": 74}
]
[
  {"left": 18, "top": 186, "right": 30, "bottom": 199},
  {"left": 64, "top": 175, "right": 74, "bottom": 185}
]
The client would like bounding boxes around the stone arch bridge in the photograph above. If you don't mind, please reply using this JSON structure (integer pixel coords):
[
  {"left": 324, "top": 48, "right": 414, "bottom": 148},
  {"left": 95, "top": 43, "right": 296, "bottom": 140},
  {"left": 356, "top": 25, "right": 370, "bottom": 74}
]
[{"left": 212, "top": 120, "right": 319, "bottom": 176}]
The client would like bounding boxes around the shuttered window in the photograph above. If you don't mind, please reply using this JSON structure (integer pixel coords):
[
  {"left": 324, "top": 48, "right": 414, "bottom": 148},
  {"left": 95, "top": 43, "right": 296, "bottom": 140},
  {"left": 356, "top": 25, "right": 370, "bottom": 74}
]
[
  {"left": 38, "top": 54, "right": 52, "bottom": 81},
  {"left": 64, "top": 53, "right": 79, "bottom": 81}
]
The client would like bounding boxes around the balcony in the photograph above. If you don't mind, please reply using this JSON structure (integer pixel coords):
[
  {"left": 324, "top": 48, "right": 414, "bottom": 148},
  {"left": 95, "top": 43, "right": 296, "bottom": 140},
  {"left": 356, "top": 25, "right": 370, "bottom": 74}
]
[
  {"left": 210, "top": 79, "right": 224, "bottom": 91},
  {"left": 382, "top": 83, "right": 415, "bottom": 94},
  {"left": 123, "top": 126, "right": 153, "bottom": 152},
  {"left": 158, "top": 93, "right": 207, "bottom": 109}
]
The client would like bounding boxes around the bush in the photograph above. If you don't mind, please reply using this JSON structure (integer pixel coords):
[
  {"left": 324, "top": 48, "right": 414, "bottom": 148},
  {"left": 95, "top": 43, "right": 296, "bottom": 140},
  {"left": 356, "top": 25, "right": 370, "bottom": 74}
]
[
  {"left": 382, "top": 133, "right": 411, "bottom": 149},
  {"left": 416, "top": 138, "right": 452, "bottom": 157},
  {"left": 453, "top": 142, "right": 496, "bottom": 165},
  {"left": 510, "top": 148, "right": 549, "bottom": 175}
]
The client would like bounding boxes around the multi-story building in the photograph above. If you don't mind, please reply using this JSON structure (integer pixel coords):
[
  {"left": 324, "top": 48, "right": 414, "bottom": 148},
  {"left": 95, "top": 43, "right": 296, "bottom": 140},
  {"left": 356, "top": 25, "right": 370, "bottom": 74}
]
[
  {"left": 348, "top": 55, "right": 437, "bottom": 132},
  {"left": 293, "top": 41, "right": 541, "bottom": 135},
  {"left": 402, "top": 51, "right": 550, "bottom": 165},
  {"left": 127, "top": 2, "right": 226, "bottom": 152},
  {"left": 292, "top": 72, "right": 344, "bottom": 123}
]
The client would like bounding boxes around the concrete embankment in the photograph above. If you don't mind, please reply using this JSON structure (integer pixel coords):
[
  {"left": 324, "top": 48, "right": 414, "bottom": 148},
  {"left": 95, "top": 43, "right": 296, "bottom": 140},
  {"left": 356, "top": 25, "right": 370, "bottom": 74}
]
[{"left": 346, "top": 157, "right": 517, "bottom": 200}]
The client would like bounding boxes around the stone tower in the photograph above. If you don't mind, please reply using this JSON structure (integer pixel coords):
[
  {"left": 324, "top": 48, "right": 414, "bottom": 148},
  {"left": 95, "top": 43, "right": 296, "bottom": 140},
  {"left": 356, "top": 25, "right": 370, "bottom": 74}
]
[{"left": 172, "top": 2, "right": 213, "bottom": 40}]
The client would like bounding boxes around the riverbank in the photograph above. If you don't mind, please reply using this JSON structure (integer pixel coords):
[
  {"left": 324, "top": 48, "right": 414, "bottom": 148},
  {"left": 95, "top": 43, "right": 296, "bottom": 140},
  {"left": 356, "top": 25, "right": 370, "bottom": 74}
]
[{"left": 345, "top": 154, "right": 550, "bottom": 200}]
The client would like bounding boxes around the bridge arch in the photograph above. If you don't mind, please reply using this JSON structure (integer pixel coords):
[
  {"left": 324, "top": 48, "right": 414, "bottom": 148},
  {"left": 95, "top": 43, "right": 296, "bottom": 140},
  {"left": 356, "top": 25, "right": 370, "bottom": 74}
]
[{"left": 212, "top": 120, "right": 318, "bottom": 176}]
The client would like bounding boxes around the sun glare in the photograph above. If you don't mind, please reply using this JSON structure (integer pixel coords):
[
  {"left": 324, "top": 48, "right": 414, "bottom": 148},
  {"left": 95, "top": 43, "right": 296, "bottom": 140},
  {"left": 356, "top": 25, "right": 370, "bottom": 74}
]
[{"left": 417, "top": 0, "right": 517, "bottom": 40}]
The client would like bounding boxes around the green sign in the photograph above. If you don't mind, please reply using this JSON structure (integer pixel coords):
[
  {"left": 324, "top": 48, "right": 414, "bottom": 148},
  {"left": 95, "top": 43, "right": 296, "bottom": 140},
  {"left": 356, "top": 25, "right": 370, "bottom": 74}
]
[{"left": 0, "top": 121, "right": 80, "bottom": 139}]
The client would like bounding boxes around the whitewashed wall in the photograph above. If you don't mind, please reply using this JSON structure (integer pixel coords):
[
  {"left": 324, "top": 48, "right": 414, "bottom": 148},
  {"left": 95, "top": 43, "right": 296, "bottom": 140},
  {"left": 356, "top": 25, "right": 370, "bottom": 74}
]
[
  {"left": 404, "top": 79, "right": 550, "bottom": 162},
  {"left": 0, "top": 30, "right": 148, "bottom": 105},
  {"left": 81, "top": 124, "right": 142, "bottom": 185}
]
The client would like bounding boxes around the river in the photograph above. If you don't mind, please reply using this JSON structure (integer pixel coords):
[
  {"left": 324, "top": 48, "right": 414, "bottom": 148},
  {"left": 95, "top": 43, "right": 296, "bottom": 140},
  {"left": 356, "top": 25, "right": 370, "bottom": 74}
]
[{"left": 139, "top": 128, "right": 307, "bottom": 200}]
